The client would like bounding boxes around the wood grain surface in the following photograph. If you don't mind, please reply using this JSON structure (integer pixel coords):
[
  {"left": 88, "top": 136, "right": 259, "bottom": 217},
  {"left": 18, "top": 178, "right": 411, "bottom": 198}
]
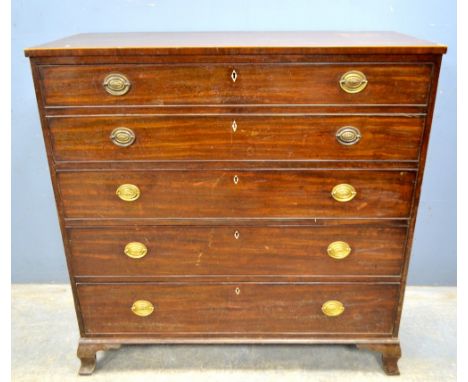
[
  {"left": 39, "top": 63, "right": 432, "bottom": 106},
  {"left": 57, "top": 170, "right": 416, "bottom": 219},
  {"left": 77, "top": 282, "right": 399, "bottom": 335},
  {"left": 68, "top": 225, "right": 407, "bottom": 277},
  {"left": 49, "top": 115, "right": 425, "bottom": 162},
  {"left": 24, "top": 31, "right": 447, "bottom": 57}
]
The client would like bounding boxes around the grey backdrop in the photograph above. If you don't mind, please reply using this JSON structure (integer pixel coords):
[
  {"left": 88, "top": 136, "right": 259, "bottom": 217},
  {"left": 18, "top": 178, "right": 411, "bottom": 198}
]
[{"left": 12, "top": 0, "right": 456, "bottom": 284}]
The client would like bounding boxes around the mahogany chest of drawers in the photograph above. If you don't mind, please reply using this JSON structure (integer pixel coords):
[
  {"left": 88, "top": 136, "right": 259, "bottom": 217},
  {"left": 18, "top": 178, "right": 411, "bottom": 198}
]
[{"left": 25, "top": 32, "right": 446, "bottom": 375}]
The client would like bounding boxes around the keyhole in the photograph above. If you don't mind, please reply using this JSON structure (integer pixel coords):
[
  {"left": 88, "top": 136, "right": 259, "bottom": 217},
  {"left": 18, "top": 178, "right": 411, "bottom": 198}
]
[
  {"left": 232, "top": 120, "right": 237, "bottom": 132},
  {"left": 235, "top": 287, "right": 240, "bottom": 295},
  {"left": 231, "top": 69, "right": 238, "bottom": 82},
  {"left": 234, "top": 230, "right": 240, "bottom": 239},
  {"left": 233, "top": 175, "right": 239, "bottom": 184}
]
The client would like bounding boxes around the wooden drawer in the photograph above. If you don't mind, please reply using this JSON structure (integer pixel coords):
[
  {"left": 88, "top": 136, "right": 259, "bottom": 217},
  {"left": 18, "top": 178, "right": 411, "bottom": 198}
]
[
  {"left": 58, "top": 170, "right": 415, "bottom": 219},
  {"left": 77, "top": 282, "right": 399, "bottom": 335},
  {"left": 49, "top": 115, "right": 424, "bottom": 162},
  {"left": 39, "top": 63, "right": 432, "bottom": 106},
  {"left": 69, "top": 225, "right": 406, "bottom": 277}
]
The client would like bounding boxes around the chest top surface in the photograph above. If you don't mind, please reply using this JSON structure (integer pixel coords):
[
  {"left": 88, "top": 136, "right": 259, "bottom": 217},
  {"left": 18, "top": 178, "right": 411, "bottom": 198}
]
[{"left": 25, "top": 31, "right": 446, "bottom": 57}]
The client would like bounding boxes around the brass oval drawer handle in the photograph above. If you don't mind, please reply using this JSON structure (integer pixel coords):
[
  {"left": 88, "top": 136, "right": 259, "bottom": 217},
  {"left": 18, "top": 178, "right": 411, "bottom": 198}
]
[
  {"left": 321, "top": 300, "right": 345, "bottom": 317},
  {"left": 336, "top": 126, "right": 361, "bottom": 146},
  {"left": 110, "top": 127, "right": 136, "bottom": 147},
  {"left": 116, "top": 184, "right": 140, "bottom": 202},
  {"left": 327, "top": 241, "right": 352, "bottom": 260},
  {"left": 124, "top": 242, "right": 148, "bottom": 259},
  {"left": 131, "top": 300, "right": 154, "bottom": 317},
  {"left": 331, "top": 184, "right": 357, "bottom": 202},
  {"left": 339, "top": 70, "right": 368, "bottom": 93},
  {"left": 103, "top": 73, "right": 131, "bottom": 96}
]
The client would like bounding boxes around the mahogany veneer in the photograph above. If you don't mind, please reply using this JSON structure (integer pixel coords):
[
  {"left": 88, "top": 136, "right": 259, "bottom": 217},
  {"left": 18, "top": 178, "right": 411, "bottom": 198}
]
[
  {"left": 48, "top": 115, "right": 425, "bottom": 162},
  {"left": 25, "top": 31, "right": 446, "bottom": 376},
  {"left": 68, "top": 225, "right": 407, "bottom": 278},
  {"left": 58, "top": 170, "right": 416, "bottom": 219},
  {"left": 39, "top": 63, "right": 432, "bottom": 106},
  {"left": 77, "top": 283, "right": 400, "bottom": 335}
]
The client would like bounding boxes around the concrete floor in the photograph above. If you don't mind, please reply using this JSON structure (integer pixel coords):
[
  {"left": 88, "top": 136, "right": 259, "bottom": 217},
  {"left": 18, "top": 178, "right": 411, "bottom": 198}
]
[{"left": 12, "top": 285, "right": 456, "bottom": 382}]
